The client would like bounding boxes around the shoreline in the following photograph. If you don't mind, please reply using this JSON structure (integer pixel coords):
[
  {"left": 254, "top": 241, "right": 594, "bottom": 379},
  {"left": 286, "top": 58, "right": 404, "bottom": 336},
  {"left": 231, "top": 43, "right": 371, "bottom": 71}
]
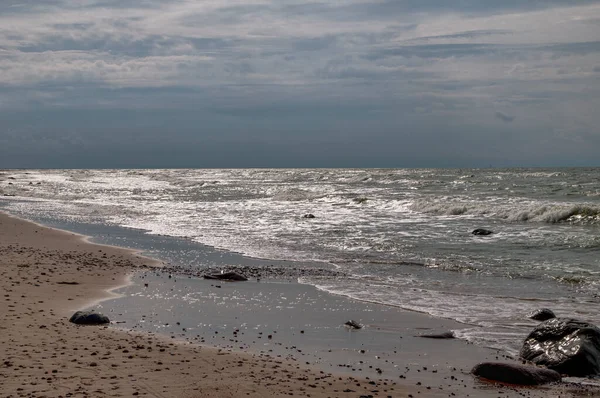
[
  {"left": 1, "top": 210, "right": 413, "bottom": 397},
  {"left": 0, "top": 211, "right": 163, "bottom": 314},
  {"left": 1, "top": 210, "right": 597, "bottom": 397}
]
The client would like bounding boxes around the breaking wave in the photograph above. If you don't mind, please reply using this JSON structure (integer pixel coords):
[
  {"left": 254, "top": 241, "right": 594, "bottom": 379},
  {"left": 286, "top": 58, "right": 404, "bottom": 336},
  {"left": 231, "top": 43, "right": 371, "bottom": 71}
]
[
  {"left": 271, "top": 188, "right": 326, "bottom": 201},
  {"left": 410, "top": 199, "right": 600, "bottom": 225}
]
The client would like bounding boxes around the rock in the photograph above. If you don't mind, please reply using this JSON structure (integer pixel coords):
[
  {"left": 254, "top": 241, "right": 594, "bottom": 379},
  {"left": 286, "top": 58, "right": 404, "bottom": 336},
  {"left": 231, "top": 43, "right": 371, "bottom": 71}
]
[
  {"left": 472, "top": 228, "right": 494, "bottom": 236},
  {"left": 203, "top": 272, "right": 248, "bottom": 282},
  {"left": 69, "top": 311, "right": 110, "bottom": 325},
  {"left": 520, "top": 318, "right": 600, "bottom": 376},
  {"left": 418, "top": 331, "right": 455, "bottom": 339},
  {"left": 344, "top": 320, "right": 362, "bottom": 329},
  {"left": 303, "top": 214, "right": 316, "bottom": 219},
  {"left": 529, "top": 308, "right": 556, "bottom": 321},
  {"left": 472, "top": 362, "right": 561, "bottom": 385}
]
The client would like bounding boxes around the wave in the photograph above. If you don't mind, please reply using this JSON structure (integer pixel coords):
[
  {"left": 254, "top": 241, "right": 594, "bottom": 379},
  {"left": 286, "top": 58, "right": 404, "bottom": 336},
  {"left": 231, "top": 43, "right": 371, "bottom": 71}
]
[
  {"left": 534, "top": 205, "right": 600, "bottom": 224},
  {"left": 410, "top": 199, "right": 600, "bottom": 225},
  {"left": 271, "top": 188, "right": 325, "bottom": 201}
]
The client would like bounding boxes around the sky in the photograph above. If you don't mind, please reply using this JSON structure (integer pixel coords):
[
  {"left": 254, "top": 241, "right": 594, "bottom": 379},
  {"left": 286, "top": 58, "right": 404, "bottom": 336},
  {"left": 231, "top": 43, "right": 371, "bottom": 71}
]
[{"left": 0, "top": 0, "right": 599, "bottom": 168}]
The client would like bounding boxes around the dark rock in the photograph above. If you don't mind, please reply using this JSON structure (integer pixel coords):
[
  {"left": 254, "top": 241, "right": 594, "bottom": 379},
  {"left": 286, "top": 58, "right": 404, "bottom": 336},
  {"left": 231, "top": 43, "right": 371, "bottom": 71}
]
[
  {"left": 520, "top": 318, "right": 600, "bottom": 376},
  {"left": 344, "top": 320, "right": 362, "bottom": 329},
  {"left": 418, "top": 331, "right": 455, "bottom": 339},
  {"left": 203, "top": 272, "right": 248, "bottom": 282},
  {"left": 69, "top": 311, "right": 110, "bottom": 325},
  {"left": 529, "top": 308, "right": 556, "bottom": 321},
  {"left": 303, "top": 214, "right": 316, "bottom": 219},
  {"left": 472, "top": 228, "right": 494, "bottom": 236},
  {"left": 472, "top": 362, "right": 561, "bottom": 385}
]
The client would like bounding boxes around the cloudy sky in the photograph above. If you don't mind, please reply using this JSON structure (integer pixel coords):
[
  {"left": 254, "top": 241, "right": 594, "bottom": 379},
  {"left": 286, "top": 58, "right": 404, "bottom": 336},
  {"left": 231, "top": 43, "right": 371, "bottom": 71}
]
[{"left": 1, "top": 0, "right": 599, "bottom": 168}]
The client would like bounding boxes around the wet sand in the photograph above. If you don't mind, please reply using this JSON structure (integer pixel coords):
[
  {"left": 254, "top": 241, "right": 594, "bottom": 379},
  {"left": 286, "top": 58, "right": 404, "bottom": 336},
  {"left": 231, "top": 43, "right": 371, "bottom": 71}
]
[
  {"left": 1, "top": 210, "right": 597, "bottom": 397},
  {"left": 0, "top": 212, "right": 414, "bottom": 397}
]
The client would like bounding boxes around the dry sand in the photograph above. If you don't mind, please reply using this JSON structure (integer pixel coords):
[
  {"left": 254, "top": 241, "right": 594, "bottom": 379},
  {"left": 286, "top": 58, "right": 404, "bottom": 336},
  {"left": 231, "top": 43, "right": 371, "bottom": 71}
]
[{"left": 0, "top": 211, "right": 419, "bottom": 397}]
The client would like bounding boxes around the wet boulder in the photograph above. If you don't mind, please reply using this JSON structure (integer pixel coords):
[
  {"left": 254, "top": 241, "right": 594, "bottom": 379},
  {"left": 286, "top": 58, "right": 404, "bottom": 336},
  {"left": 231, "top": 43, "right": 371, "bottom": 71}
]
[
  {"left": 472, "top": 228, "right": 494, "bottom": 236},
  {"left": 203, "top": 272, "right": 248, "bottom": 282},
  {"left": 418, "top": 331, "right": 455, "bottom": 339},
  {"left": 520, "top": 318, "right": 600, "bottom": 376},
  {"left": 529, "top": 308, "right": 556, "bottom": 322},
  {"left": 69, "top": 311, "right": 110, "bottom": 325},
  {"left": 344, "top": 320, "right": 362, "bottom": 329},
  {"left": 472, "top": 362, "right": 561, "bottom": 385}
]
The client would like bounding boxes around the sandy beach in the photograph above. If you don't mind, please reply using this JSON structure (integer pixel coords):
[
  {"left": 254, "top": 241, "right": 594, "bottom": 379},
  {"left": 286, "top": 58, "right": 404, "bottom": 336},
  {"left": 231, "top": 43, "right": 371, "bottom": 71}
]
[
  {"left": 2, "top": 210, "right": 599, "bottom": 398},
  {"left": 0, "top": 211, "right": 420, "bottom": 397}
]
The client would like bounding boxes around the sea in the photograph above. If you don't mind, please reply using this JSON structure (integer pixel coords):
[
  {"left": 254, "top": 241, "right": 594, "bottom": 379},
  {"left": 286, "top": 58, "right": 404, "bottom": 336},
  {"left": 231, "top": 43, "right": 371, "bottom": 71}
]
[{"left": 1, "top": 168, "right": 599, "bottom": 356}]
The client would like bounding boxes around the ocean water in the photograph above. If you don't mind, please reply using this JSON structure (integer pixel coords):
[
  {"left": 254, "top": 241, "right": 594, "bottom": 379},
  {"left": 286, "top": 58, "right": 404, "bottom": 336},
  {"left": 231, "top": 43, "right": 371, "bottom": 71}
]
[{"left": 1, "top": 168, "right": 599, "bottom": 355}]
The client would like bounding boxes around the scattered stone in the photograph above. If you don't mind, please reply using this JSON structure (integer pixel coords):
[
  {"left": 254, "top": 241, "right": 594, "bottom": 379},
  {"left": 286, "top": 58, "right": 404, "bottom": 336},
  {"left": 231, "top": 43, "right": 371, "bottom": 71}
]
[
  {"left": 520, "top": 318, "right": 600, "bottom": 376},
  {"left": 344, "top": 320, "right": 362, "bottom": 330},
  {"left": 472, "top": 228, "right": 494, "bottom": 236},
  {"left": 472, "top": 362, "right": 561, "bottom": 385},
  {"left": 171, "top": 264, "right": 344, "bottom": 281},
  {"left": 69, "top": 310, "right": 110, "bottom": 325},
  {"left": 529, "top": 308, "right": 556, "bottom": 321},
  {"left": 56, "top": 281, "right": 80, "bottom": 285},
  {"left": 203, "top": 272, "right": 248, "bottom": 282}
]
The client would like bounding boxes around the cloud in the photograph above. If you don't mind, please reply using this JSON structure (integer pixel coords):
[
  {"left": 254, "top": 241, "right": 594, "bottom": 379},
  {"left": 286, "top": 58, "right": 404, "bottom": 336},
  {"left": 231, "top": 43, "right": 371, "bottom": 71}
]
[
  {"left": 495, "top": 111, "right": 515, "bottom": 123},
  {"left": 0, "top": 51, "right": 214, "bottom": 88},
  {"left": 0, "top": 0, "right": 599, "bottom": 166},
  {"left": 406, "top": 29, "right": 513, "bottom": 42},
  {"left": 1, "top": 1, "right": 599, "bottom": 91}
]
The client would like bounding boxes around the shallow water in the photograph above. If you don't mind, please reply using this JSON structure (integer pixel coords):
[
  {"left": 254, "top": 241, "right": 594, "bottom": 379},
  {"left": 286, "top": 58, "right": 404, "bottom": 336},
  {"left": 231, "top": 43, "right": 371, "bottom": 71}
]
[
  {"left": 2, "top": 167, "right": 599, "bottom": 353},
  {"left": 100, "top": 272, "right": 485, "bottom": 379}
]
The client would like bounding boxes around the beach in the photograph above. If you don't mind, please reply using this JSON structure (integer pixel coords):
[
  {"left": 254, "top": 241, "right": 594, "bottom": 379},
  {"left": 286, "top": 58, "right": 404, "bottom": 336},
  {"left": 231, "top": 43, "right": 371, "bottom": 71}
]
[
  {"left": 1, "top": 0, "right": 599, "bottom": 393},
  {"left": 2, "top": 168, "right": 600, "bottom": 357},
  {"left": 2, "top": 210, "right": 600, "bottom": 397},
  {"left": 0, "top": 211, "right": 412, "bottom": 397}
]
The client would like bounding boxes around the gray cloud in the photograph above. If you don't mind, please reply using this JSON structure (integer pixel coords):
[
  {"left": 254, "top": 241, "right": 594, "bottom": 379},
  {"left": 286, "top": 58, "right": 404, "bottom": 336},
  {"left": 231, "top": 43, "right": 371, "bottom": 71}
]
[
  {"left": 495, "top": 111, "right": 515, "bottom": 123},
  {"left": 340, "top": 0, "right": 600, "bottom": 16},
  {"left": 406, "top": 29, "right": 513, "bottom": 42},
  {"left": 0, "top": 0, "right": 599, "bottom": 167}
]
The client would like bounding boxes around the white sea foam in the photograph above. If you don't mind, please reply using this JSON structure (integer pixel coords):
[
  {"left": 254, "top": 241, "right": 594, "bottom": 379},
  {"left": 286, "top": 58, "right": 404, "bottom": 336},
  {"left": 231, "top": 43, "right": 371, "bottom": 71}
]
[{"left": 410, "top": 198, "right": 600, "bottom": 224}]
